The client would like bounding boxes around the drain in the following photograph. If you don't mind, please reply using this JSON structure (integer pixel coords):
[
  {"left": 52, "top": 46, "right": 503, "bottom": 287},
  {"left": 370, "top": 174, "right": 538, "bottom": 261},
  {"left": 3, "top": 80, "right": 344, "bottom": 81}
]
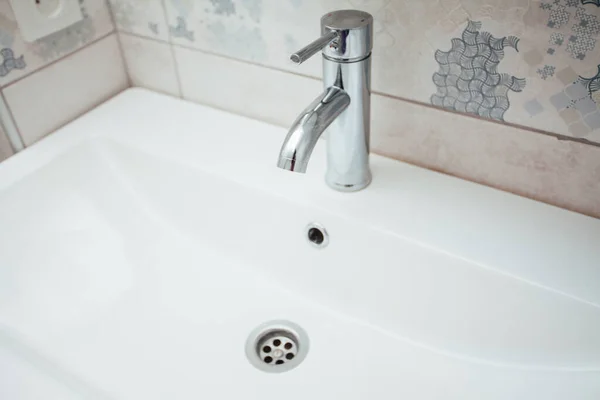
[
  {"left": 245, "top": 320, "right": 309, "bottom": 373},
  {"left": 305, "top": 223, "right": 329, "bottom": 249},
  {"left": 258, "top": 331, "right": 298, "bottom": 366}
]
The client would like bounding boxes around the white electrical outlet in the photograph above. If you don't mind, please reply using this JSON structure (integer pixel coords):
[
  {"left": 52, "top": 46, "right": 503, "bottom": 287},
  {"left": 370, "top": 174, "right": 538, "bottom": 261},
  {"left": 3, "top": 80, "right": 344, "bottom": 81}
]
[{"left": 9, "top": 0, "right": 84, "bottom": 42}]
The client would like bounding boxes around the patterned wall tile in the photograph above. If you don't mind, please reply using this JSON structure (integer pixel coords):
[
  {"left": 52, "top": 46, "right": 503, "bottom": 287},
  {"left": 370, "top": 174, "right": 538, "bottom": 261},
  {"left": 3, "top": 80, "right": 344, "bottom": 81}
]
[
  {"left": 163, "top": 0, "right": 405, "bottom": 78},
  {"left": 109, "top": 0, "right": 169, "bottom": 41},
  {"left": 541, "top": 63, "right": 600, "bottom": 139},
  {"left": 173, "top": 45, "right": 322, "bottom": 127},
  {"left": 163, "top": 0, "right": 328, "bottom": 76},
  {"left": 119, "top": 33, "right": 180, "bottom": 97},
  {"left": 524, "top": 98, "right": 544, "bottom": 115},
  {"left": 556, "top": 66, "right": 579, "bottom": 84},
  {"left": 0, "top": 48, "right": 25, "bottom": 78},
  {"left": 3, "top": 34, "right": 128, "bottom": 146},
  {"left": 537, "top": 64, "right": 556, "bottom": 79},
  {"left": 523, "top": 49, "right": 544, "bottom": 65},
  {"left": 431, "top": 20, "right": 525, "bottom": 121},
  {"left": 0, "top": 0, "right": 114, "bottom": 87},
  {"left": 124, "top": 0, "right": 600, "bottom": 144}
]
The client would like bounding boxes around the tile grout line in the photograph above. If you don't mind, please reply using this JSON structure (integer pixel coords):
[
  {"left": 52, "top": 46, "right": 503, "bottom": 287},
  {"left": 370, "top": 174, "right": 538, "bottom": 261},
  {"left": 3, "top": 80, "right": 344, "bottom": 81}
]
[
  {"left": 159, "top": 0, "right": 183, "bottom": 98},
  {"left": 2, "top": 30, "right": 116, "bottom": 91},
  {"left": 0, "top": 91, "right": 24, "bottom": 151},
  {"left": 372, "top": 94, "right": 600, "bottom": 149},
  {"left": 105, "top": 0, "right": 133, "bottom": 87},
  {"left": 117, "top": 31, "right": 320, "bottom": 80},
  {"left": 83, "top": 31, "right": 600, "bottom": 149}
]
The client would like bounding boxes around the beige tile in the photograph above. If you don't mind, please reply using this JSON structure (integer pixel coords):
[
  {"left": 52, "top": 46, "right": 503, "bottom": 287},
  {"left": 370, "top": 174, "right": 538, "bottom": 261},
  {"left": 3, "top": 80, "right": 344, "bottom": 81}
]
[
  {"left": 109, "top": 0, "right": 169, "bottom": 41},
  {"left": 568, "top": 121, "right": 592, "bottom": 137},
  {"left": 119, "top": 33, "right": 179, "bottom": 97},
  {"left": 174, "top": 46, "right": 322, "bottom": 127},
  {"left": 522, "top": 49, "right": 544, "bottom": 66},
  {"left": 556, "top": 67, "right": 579, "bottom": 86},
  {"left": 3, "top": 34, "right": 128, "bottom": 146},
  {"left": 587, "top": 129, "right": 600, "bottom": 144},
  {"left": 0, "top": 123, "right": 13, "bottom": 162},
  {"left": 0, "top": 0, "right": 114, "bottom": 86},
  {"left": 559, "top": 108, "right": 580, "bottom": 124},
  {"left": 371, "top": 95, "right": 600, "bottom": 218}
]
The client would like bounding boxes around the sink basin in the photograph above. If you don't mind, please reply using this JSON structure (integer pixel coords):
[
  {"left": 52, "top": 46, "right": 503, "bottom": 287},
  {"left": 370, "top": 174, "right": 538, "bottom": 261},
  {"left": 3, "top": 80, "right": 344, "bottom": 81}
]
[{"left": 1, "top": 88, "right": 599, "bottom": 399}]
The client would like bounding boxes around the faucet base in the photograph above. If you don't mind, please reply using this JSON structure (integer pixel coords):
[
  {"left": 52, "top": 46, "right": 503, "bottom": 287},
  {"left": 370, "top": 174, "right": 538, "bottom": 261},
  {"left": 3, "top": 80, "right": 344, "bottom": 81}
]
[
  {"left": 325, "top": 170, "right": 372, "bottom": 192},
  {"left": 322, "top": 54, "right": 372, "bottom": 193}
]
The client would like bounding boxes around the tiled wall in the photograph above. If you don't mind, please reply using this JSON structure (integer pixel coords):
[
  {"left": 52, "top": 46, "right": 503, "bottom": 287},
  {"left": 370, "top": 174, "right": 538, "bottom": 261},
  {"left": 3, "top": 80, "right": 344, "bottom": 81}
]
[
  {"left": 111, "top": 0, "right": 600, "bottom": 217},
  {"left": 109, "top": 0, "right": 600, "bottom": 142},
  {"left": 0, "top": 0, "right": 598, "bottom": 218},
  {"left": 0, "top": 0, "right": 128, "bottom": 154},
  {"left": 0, "top": 122, "right": 12, "bottom": 162}
]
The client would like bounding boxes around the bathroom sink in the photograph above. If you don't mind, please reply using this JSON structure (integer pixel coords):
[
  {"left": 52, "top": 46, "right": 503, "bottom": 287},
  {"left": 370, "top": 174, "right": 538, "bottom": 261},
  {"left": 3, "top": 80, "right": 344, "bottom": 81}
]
[{"left": 0, "top": 88, "right": 599, "bottom": 399}]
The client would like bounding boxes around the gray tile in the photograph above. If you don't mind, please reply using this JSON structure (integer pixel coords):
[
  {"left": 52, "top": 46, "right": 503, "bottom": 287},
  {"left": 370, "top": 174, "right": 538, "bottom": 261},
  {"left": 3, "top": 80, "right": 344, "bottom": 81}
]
[
  {"left": 569, "top": 121, "right": 591, "bottom": 137},
  {"left": 550, "top": 92, "right": 570, "bottom": 109},
  {"left": 559, "top": 107, "right": 580, "bottom": 124},
  {"left": 524, "top": 99, "right": 544, "bottom": 116},
  {"left": 584, "top": 111, "right": 600, "bottom": 130},
  {"left": 574, "top": 97, "right": 598, "bottom": 115},
  {"left": 565, "top": 82, "right": 588, "bottom": 99}
]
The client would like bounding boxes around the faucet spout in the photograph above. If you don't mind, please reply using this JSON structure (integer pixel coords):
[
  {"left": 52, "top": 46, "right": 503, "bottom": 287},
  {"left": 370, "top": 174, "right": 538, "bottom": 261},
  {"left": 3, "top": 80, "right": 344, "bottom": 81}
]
[{"left": 276, "top": 86, "right": 350, "bottom": 173}]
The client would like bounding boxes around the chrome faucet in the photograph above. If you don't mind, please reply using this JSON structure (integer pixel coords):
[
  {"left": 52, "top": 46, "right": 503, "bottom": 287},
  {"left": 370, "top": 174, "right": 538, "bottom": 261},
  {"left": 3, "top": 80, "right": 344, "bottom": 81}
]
[{"left": 277, "top": 10, "right": 373, "bottom": 192}]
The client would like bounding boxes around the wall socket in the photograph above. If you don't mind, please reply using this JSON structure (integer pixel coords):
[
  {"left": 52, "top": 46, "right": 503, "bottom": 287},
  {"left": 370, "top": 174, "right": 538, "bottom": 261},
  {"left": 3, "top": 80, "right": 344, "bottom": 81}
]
[{"left": 9, "top": 0, "right": 84, "bottom": 42}]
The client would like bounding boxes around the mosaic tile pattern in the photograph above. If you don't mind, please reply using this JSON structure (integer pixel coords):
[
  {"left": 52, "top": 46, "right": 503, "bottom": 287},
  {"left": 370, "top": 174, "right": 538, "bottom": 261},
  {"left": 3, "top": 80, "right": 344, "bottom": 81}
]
[
  {"left": 580, "top": 64, "right": 600, "bottom": 98},
  {"left": 34, "top": 16, "right": 96, "bottom": 62},
  {"left": 537, "top": 65, "right": 556, "bottom": 80},
  {"left": 431, "top": 21, "right": 525, "bottom": 121},
  {"left": 210, "top": 0, "right": 236, "bottom": 16},
  {"left": 170, "top": 16, "right": 194, "bottom": 41},
  {"left": 108, "top": 0, "right": 168, "bottom": 40},
  {"left": 540, "top": 0, "right": 600, "bottom": 61},
  {"left": 164, "top": 0, "right": 270, "bottom": 63},
  {"left": 0, "top": 0, "right": 113, "bottom": 86},
  {"left": 549, "top": 32, "right": 565, "bottom": 46},
  {"left": 567, "top": 7, "right": 600, "bottom": 60},
  {"left": 546, "top": 4, "right": 571, "bottom": 28},
  {"left": 105, "top": 0, "right": 600, "bottom": 144},
  {"left": 550, "top": 65, "right": 600, "bottom": 136},
  {"left": 0, "top": 47, "right": 24, "bottom": 77}
]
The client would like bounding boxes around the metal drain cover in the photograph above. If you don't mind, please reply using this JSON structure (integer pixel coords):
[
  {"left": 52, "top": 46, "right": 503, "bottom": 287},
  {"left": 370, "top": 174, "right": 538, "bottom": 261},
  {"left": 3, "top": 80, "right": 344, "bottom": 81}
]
[{"left": 245, "top": 320, "right": 309, "bottom": 373}]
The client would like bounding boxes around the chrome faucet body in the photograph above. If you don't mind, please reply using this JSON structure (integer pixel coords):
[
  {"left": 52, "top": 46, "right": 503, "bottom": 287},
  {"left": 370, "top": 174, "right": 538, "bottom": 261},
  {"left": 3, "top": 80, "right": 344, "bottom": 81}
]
[{"left": 277, "top": 10, "right": 373, "bottom": 192}]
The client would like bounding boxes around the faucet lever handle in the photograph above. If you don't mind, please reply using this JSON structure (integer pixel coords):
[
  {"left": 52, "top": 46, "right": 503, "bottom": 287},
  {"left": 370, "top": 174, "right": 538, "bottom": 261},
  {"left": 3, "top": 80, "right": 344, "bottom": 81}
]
[{"left": 290, "top": 30, "right": 338, "bottom": 65}]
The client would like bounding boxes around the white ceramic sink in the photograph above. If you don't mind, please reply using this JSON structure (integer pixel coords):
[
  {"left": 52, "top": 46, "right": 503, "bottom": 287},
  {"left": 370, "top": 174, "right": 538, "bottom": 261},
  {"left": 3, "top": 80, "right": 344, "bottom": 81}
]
[{"left": 0, "top": 89, "right": 599, "bottom": 399}]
